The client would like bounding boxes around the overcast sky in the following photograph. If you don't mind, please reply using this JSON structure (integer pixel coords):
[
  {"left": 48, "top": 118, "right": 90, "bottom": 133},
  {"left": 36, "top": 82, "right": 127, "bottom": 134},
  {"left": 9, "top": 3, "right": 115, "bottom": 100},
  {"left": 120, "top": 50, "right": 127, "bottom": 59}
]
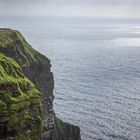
[{"left": 0, "top": 0, "right": 140, "bottom": 18}]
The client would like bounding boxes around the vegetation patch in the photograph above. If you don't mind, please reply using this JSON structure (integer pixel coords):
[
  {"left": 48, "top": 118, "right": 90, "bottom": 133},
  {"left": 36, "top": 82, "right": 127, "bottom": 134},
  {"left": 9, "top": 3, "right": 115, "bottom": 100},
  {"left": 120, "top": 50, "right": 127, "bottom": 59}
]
[{"left": 0, "top": 53, "right": 44, "bottom": 140}]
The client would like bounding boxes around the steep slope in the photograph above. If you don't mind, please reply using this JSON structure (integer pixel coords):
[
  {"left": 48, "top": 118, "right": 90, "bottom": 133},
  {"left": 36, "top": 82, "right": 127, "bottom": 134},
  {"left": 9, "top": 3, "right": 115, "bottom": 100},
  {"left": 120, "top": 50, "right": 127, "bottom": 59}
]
[
  {"left": 0, "top": 28, "right": 81, "bottom": 140},
  {"left": 0, "top": 53, "right": 44, "bottom": 140}
]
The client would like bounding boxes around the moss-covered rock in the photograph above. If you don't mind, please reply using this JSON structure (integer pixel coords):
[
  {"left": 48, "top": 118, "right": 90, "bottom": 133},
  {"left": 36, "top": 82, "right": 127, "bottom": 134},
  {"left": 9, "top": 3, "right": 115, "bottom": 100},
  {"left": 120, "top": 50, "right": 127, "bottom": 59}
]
[
  {"left": 0, "top": 28, "right": 81, "bottom": 140},
  {"left": 0, "top": 53, "right": 44, "bottom": 140}
]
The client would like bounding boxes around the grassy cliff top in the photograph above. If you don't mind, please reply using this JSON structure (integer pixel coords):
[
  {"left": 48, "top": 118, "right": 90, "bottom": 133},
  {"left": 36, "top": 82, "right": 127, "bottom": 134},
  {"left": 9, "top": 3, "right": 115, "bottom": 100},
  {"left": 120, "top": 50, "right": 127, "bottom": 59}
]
[{"left": 0, "top": 28, "right": 50, "bottom": 68}]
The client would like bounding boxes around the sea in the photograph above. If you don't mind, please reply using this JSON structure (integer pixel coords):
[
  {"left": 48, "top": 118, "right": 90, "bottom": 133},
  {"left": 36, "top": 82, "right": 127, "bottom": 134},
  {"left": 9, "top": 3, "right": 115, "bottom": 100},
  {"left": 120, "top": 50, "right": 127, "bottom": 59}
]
[{"left": 1, "top": 16, "right": 140, "bottom": 140}]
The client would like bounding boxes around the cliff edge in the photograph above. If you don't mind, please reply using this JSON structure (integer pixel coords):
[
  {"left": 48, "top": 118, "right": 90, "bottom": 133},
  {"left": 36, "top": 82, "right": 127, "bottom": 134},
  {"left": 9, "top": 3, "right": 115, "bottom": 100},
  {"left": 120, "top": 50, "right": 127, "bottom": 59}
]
[{"left": 0, "top": 28, "right": 81, "bottom": 140}]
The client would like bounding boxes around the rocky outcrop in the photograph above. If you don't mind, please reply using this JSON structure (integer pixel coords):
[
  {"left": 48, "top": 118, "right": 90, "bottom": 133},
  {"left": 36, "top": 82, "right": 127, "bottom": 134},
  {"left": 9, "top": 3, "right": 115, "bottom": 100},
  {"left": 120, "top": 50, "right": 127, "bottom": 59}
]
[
  {"left": 0, "top": 53, "right": 44, "bottom": 140},
  {"left": 56, "top": 118, "right": 81, "bottom": 140},
  {"left": 0, "top": 28, "right": 81, "bottom": 140}
]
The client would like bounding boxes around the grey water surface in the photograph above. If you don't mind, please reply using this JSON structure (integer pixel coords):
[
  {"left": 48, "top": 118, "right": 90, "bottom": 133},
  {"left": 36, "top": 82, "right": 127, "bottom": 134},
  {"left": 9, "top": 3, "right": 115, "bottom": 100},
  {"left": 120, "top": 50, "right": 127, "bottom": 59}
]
[{"left": 1, "top": 17, "right": 140, "bottom": 140}]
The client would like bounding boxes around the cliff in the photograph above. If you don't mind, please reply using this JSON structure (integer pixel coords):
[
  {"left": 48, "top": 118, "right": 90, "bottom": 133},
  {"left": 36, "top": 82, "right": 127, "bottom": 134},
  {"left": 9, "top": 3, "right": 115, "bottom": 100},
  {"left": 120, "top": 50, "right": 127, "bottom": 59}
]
[
  {"left": 0, "top": 53, "right": 44, "bottom": 140},
  {"left": 0, "top": 28, "right": 81, "bottom": 140}
]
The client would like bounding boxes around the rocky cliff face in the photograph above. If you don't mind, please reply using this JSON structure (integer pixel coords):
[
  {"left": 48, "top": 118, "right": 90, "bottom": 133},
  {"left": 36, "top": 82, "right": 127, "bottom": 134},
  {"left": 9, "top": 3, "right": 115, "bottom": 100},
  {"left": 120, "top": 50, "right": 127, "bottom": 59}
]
[
  {"left": 0, "top": 28, "right": 81, "bottom": 140},
  {"left": 0, "top": 53, "right": 44, "bottom": 140}
]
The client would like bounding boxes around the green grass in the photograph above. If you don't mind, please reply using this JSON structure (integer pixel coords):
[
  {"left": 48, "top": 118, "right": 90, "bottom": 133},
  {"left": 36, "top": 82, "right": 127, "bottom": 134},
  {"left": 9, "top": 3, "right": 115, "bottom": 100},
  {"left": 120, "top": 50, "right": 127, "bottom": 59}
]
[{"left": 0, "top": 28, "right": 50, "bottom": 68}]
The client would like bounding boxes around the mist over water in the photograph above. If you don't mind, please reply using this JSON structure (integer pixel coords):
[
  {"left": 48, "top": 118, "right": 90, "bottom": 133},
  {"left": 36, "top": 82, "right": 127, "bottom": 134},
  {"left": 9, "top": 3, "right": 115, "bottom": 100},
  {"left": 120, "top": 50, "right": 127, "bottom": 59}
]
[{"left": 1, "top": 17, "right": 140, "bottom": 140}]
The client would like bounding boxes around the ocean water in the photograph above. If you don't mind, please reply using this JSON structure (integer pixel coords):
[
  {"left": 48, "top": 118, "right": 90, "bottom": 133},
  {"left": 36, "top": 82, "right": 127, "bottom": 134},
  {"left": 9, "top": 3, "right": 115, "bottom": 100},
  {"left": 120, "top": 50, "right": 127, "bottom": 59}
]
[{"left": 1, "top": 17, "right": 140, "bottom": 140}]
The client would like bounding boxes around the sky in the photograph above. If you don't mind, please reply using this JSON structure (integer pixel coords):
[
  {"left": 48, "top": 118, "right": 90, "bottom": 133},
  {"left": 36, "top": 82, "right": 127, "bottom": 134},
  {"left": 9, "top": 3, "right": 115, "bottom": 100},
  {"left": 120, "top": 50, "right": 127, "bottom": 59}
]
[{"left": 0, "top": 0, "right": 140, "bottom": 18}]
